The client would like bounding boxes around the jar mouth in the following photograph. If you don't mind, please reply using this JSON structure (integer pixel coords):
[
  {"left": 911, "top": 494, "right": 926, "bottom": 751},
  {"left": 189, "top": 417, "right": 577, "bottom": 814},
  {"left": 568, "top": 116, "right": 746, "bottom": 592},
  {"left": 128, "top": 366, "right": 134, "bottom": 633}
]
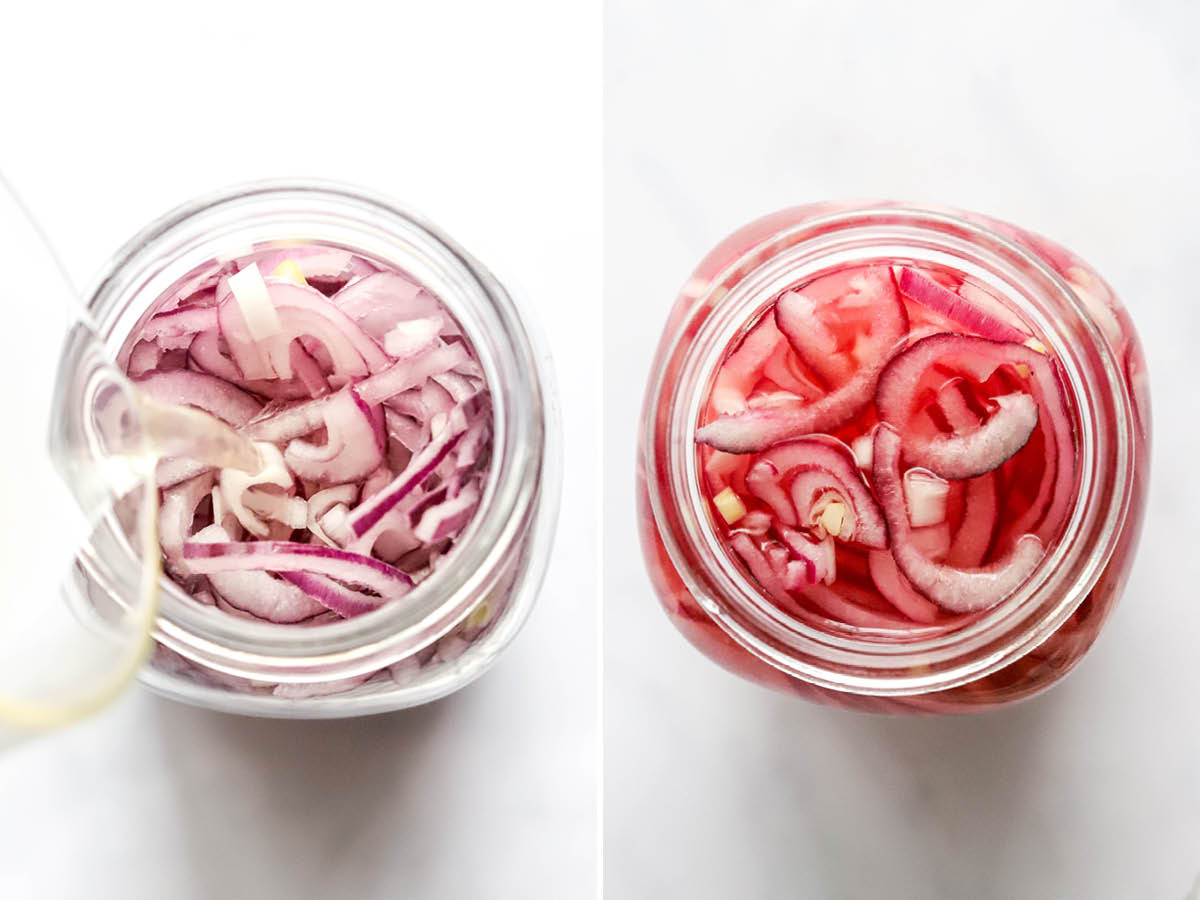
[
  {"left": 79, "top": 180, "right": 548, "bottom": 682},
  {"left": 646, "top": 206, "right": 1135, "bottom": 695}
]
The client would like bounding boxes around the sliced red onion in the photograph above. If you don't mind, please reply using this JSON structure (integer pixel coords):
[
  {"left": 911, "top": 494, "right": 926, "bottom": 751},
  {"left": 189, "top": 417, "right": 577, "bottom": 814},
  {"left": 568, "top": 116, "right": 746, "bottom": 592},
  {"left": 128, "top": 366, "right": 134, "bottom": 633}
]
[
  {"left": 284, "top": 388, "right": 384, "bottom": 484},
  {"left": 734, "top": 510, "right": 772, "bottom": 534},
  {"left": 867, "top": 550, "right": 941, "bottom": 624},
  {"left": 876, "top": 333, "right": 1051, "bottom": 479},
  {"left": 697, "top": 275, "right": 906, "bottom": 453},
  {"left": 306, "top": 484, "right": 359, "bottom": 547},
  {"left": 182, "top": 537, "right": 415, "bottom": 598},
  {"left": 243, "top": 491, "right": 308, "bottom": 530},
  {"left": 902, "top": 468, "right": 950, "bottom": 527},
  {"left": 357, "top": 343, "right": 471, "bottom": 407},
  {"left": 331, "top": 272, "right": 433, "bottom": 339},
  {"left": 346, "top": 397, "right": 484, "bottom": 538},
  {"left": 910, "top": 522, "right": 951, "bottom": 561},
  {"left": 190, "top": 525, "right": 327, "bottom": 623},
  {"left": 761, "top": 340, "right": 824, "bottom": 401},
  {"left": 774, "top": 289, "right": 847, "bottom": 384},
  {"left": 135, "top": 370, "right": 261, "bottom": 427},
  {"left": 897, "top": 267, "right": 1030, "bottom": 343},
  {"left": 802, "top": 583, "right": 913, "bottom": 629},
  {"left": 729, "top": 533, "right": 796, "bottom": 607},
  {"left": 253, "top": 247, "right": 376, "bottom": 285},
  {"left": 140, "top": 305, "right": 220, "bottom": 344},
  {"left": 778, "top": 526, "right": 836, "bottom": 586},
  {"left": 126, "top": 245, "right": 491, "bottom": 655},
  {"left": 242, "top": 396, "right": 330, "bottom": 444},
  {"left": 872, "top": 424, "right": 1044, "bottom": 612},
  {"left": 413, "top": 482, "right": 481, "bottom": 543},
  {"left": 744, "top": 436, "right": 886, "bottom": 548},
  {"left": 710, "top": 314, "right": 785, "bottom": 414},
  {"left": 188, "top": 329, "right": 244, "bottom": 382},
  {"left": 159, "top": 473, "right": 216, "bottom": 560},
  {"left": 260, "top": 279, "right": 390, "bottom": 377},
  {"left": 383, "top": 316, "right": 445, "bottom": 358},
  {"left": 218, "top": 443, "right": 294, "bottom": 537},
  {"left": 272, "top": 671, "right": 375, "bottom": 699},
  {"left": 289, "top": 341, "right": 330, "bottom": 398},
  {"left": 278, "top": 572, "right": 384, "bottom": 618},
  {"left": 773, "top": 267, "right": 897, "bottom": 385},
  {"left": 947, "top": 474, "right": 997, "bottom": 568},
  {"left": 129, "top": 340, "right": 161, "bottom": 377}
]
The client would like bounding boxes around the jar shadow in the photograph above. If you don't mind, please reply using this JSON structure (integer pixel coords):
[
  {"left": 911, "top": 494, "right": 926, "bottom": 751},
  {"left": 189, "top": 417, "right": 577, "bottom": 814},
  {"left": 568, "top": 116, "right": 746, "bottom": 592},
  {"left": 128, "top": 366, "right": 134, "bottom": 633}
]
[{"left": 145, "top": 692, "right": 460, "bottom": 897}]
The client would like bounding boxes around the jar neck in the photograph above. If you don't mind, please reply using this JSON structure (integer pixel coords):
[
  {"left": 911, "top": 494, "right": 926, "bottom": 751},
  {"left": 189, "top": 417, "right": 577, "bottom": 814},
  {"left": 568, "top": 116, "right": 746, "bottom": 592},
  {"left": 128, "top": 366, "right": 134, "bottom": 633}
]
[
  {"left": 646, "top": 207, "right": 1135, "bottom": 695},
  {"left": 77, "top": 180, "right": 548, "bottom": 681}
]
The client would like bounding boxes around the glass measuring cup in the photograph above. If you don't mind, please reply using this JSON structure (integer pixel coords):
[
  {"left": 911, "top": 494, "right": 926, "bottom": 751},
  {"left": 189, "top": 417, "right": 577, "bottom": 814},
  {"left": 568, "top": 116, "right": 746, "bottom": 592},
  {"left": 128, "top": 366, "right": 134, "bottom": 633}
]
[{"left": 0, "top": 176, "right": 256, "bottom": 743}]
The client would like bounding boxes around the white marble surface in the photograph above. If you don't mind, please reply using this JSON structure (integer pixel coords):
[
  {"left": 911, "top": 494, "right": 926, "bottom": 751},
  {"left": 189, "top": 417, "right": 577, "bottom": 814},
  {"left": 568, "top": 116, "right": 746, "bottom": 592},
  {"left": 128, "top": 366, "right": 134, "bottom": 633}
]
[
  {"left": 0, "top": 2, "right": 599, "bottom": 898},
  {"left": 605, "top": 1, "right": 1200, "bottom": 898}
]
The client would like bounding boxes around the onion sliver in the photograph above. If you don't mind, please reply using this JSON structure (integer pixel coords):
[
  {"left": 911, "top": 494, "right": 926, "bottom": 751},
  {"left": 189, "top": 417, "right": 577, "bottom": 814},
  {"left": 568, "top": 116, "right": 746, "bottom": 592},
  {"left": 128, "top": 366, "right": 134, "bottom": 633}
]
[
  {"left": 872, "top": 424, "right": 1044, "bottom": 613},
  {"left": 897, "top": 267, "right": 1030, "bottom": 344},
  {"left": 697, "top": 275, "right": 907, "bottom": 453},
  {"left": 182, "top": 538, "right": 416, "bottom": 599},
  {"left": 744, "top": 436, "right": 886, "bottom": 548}
]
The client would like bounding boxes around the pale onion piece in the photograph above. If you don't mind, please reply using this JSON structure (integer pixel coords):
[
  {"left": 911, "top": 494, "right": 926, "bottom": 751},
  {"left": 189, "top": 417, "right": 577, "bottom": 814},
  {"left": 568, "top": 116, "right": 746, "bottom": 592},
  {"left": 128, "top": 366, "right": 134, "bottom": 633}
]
[
  {"left": 227, "top": 264, "right": 283, "bottom": 341},
  {"left": 903, "top": 468, "right": 951, "bottom": 528},
  {"left": 383, "top": 317, "right": 444, "bottom": 357},
  {"left": 271, "top": 259, "right": 308, "bottom": 285},
  {"left": 850, "top": 431, "right": 874, "bottom": 469},
  {"left": 219, "top": 442, "right": 294, "bottom": 537},
  {"left": 319, "top": 505, "right": 354, "bottom": 546},
  {"left": 713, "top": 487, "right": 747, "bottom": 524},
  {"left": 244, "top": 491, "right": 309, "bottom": 530}
]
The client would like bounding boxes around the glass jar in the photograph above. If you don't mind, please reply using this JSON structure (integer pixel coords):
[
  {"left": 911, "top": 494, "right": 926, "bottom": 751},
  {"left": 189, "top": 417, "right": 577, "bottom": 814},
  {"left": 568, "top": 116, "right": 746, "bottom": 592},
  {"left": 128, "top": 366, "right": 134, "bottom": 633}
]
[
  {"left": 69, "top": 181, "right": 561, "bottom": 717},
  {"left": 638, "top": 204, "right": 1149, "bottom": 713}
]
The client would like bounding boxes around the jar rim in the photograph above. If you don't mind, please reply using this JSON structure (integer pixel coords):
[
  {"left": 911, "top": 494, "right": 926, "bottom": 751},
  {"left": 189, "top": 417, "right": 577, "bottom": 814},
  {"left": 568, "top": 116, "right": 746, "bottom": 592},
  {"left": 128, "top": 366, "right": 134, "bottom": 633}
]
[
  {"left": 79, "top": 179, "right": 549, "bottom": 682},
  {"left": 644, "top": 205, "right": 1136, "bottom": 695}
]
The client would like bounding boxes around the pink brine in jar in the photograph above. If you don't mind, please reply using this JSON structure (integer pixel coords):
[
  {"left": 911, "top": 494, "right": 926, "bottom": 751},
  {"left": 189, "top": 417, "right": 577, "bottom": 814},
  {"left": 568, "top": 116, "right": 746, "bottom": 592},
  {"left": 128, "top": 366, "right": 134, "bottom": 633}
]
[
  {"left": 72, "top": 183, "right": 560, "bottom": 716},
  {"left": 638, "top": 205, "right": 1148, "bottom": 712}
]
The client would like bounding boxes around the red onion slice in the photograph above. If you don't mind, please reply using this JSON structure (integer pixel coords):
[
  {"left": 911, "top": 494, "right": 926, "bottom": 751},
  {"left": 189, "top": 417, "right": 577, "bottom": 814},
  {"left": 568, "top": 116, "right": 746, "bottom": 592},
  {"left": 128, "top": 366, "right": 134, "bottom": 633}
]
[
  {"left": 159, "top": 473, "right": 216, "bottom": 561},
  {"left": 697, "top": 275, "right": 906, "bottom": 453},
  {"left": 278, "top": 572, "right": 384, "bottom": 618},
  {"left": 253, "top": 247, "right": 376, "bottom": 285},
  {"left": 903, "top": 468, "right": 950, "bottom": 527},
  {"left": 284, "top": 388, "right": 385, "bottom": 484},
  {"left": 136, "top": 370, "right": 261, "bottom": 427},
  {"left": 872, "top": 425, "right": 1044, "bottom": 613},
  {"left": 346, "top": 397, "right": 484, "bottom": 538},
  {"left": 774, "top": 267, "right": 897, "bottom": 385},
  {"left": 744, "top": 436, "right": 886, "bottom": 548},
  {"left": 876, "top": 333, "right": 1059, "bottom": 480},
  {"left": 777, "top": 526, "right": 836, "bottom": 586},
  {"left": 710, "top": 314, "right": 785, "bottom": 413},
  {"left": 867, "top": 550, "right": 941, "bottom": 624},
  {"left": 331, "top": 272, "right": 436, "bottom": 340},
  {"left": 128, "top": 341, "right": 161, "bottom": 377},
  {"left": 182, "top": 537, "right": 416, "bottom": 598},
  {"left": 189, "top": 525, "right": 327, "bottom": 623},
  {"left": 357, "top": 343, "right": 471, "bottom": 407},
  {"left": 289, "top": 341, "right": 330, "bottom": 398},
  {"left": 413, "top": 483, "right": 481, "bottom": 543},
  {"left": 946, "top": 473, "right": 997, "bottom": 568},
  {"left": 140, "top": 306, "right": 220, "bottom": 344},
  {"left": 897, "top": 267, "right": 1030, "bottom": 343}
]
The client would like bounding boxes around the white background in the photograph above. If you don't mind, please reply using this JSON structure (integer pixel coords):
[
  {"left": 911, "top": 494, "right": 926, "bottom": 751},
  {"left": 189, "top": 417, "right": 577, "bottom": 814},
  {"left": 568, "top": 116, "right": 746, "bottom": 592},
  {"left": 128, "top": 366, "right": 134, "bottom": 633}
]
[
  {"left": 606, "top": 1, "right": 1200, "bottom": 898},
  {"left": 0, "top": 2, "right": 599, "bottom": 898}
]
